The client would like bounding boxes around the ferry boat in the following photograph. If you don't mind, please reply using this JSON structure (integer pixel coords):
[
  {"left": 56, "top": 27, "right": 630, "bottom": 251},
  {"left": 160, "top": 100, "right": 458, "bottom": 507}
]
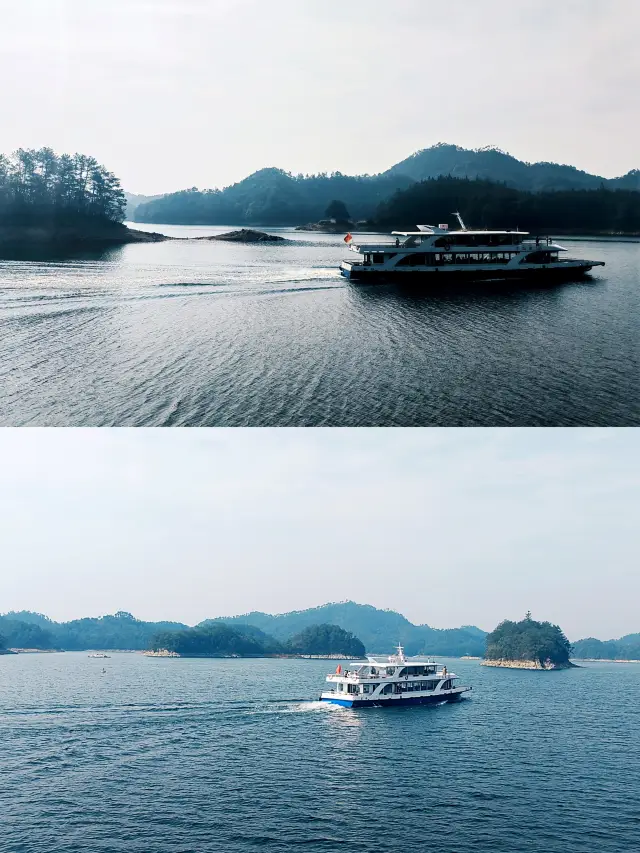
[
  {"left": 339, "top": 214, "right": 604, "bottom": 283},
  {"left": 88, "top": 652, "right": 110, "bottom": 659},
  {"left": 320, "top": 645, "right": 471, "bottom": 709}
]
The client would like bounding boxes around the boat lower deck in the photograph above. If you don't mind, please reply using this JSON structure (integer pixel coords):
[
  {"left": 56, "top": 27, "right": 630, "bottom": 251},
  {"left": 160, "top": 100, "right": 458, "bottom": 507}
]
[
  {"left": 321, "top": 690, "right": 468, "bottom": 709},
  {"left": 340, "top": 262, "right": 603, "bottom": 283}
]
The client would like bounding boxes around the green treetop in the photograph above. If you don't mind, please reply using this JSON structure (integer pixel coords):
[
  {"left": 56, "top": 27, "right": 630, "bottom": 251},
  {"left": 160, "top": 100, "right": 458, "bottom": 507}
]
[{"left": 485, "top": 614, "right": 573, "bottom": 666}]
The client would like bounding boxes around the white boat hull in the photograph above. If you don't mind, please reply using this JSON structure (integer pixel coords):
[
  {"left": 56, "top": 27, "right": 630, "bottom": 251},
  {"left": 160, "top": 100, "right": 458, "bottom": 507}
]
[{"left": 320, "top": 686, "right": 471, "bottom": 708}]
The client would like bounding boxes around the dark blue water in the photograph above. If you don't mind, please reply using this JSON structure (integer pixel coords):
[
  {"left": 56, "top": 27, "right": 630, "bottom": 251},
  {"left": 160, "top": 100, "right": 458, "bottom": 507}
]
[
  {"left": 0, "top": 227, "right": 638, "bottom": 426},
  {"left": 2, "top": 653, "right": 639, "bottom": 853}
]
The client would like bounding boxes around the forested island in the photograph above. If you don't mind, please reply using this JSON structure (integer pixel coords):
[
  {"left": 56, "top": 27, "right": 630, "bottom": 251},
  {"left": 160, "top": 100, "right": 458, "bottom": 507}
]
[
  {"left": 483, "top": 613, "right": 574, "bottom": 670},
  {"left": 147, "top": 622, "right": 365, "bottom": 658},
  {"left": 572, "top": 635, "right": 640, "bottom": 661},
  {"left": 0, "top": 148, "right": 167, "bottom": 252},
  {"left": 132, "top": 143, "right": 640, "bottom": 234}
]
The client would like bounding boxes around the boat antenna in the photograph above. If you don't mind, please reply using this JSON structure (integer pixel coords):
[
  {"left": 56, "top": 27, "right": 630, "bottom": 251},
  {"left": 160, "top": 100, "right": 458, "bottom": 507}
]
[{"left": 452, "top": 211, "right": 467, "bottom": 231}]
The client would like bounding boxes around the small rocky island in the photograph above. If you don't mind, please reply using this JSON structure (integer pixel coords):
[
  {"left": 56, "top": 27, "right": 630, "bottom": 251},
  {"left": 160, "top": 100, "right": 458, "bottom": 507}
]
[
  {"left": 483, "top": 612, "right": 575, "bottom": 670},
  {"left": 197, "top": 229, "right": 286, "bottom": 243},
  {"left": 296, "top": 199, "right": 367, "bottom": 233}
]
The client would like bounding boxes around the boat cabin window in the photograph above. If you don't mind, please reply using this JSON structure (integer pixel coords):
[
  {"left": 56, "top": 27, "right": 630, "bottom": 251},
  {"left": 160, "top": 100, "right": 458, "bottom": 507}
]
[
  {"left": 372, "top": 253, "right": 385, "bottom": 264},
  {"left": 525, "top": 251, "right": 553, "bottom": 264},
  {"left": 398, "top": 254, "right": 428, "bottom": 267},
  {"left": 347, "top": 683, "right": 358, "bottom": 694},
  {"left": 362, "top": 683, "right": 379, "bottom": 693},
  {"left": 385, "top": 667, "right": 396, "bottom": 676},
  {"left": 381, "top": 684, "right": 394, "bottom": 695},
  {"left": 442, "top": 680, "right": 452, "bottom": 690}
]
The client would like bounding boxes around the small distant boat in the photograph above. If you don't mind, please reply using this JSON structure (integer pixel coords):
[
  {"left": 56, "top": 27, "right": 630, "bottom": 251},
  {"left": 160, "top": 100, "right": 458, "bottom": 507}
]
[
  {"left": 340, "top": 214, "right": 605, "bottom": 282},
  {"left": 88, "top": 653, "right": 110, "bottom": 659},
  {"left": 320, "top": 645, "right": 471, "bottom": 708}
]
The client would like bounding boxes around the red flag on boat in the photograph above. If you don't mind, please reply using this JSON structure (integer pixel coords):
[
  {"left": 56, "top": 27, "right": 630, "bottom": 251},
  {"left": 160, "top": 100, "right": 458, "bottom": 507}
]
[
  {"left": 344, "top": 233, "right": 353, "bottom": 244},
  {"left": 336, "top": 664, "right": 342, "bottom": 674}
]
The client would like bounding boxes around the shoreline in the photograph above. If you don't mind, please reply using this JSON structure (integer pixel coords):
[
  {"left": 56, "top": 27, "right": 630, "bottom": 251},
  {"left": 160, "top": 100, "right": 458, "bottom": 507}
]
[
  {"left": 482, "top": 659, "right": 576, "bottom": 670},
  {"left": 0, "top": 223, "right": 171, "bottom": 254}
]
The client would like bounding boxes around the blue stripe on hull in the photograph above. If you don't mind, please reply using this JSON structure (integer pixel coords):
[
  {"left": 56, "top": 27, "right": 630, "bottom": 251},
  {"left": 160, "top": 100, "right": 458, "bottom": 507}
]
[
  {"left": 321, "top": 694, "right": 465, "bottom": 709},
  {"left": 321, "top": 697, "right": 355, "bottom": 708}
]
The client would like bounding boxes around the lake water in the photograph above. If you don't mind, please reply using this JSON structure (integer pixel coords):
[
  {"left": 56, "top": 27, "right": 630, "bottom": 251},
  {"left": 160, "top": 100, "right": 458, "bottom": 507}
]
[
  {"left": 0, "top": 226, "right": 638, "bottom": 426},
  {"left": 2, "top": 653, "right": 639, "bottom": 853}
]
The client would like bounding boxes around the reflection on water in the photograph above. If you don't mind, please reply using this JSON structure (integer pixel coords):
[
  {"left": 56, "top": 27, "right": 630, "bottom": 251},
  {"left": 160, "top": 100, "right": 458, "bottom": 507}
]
[{"left": 0, "top": 226, "right": 638, "bottom": 426}]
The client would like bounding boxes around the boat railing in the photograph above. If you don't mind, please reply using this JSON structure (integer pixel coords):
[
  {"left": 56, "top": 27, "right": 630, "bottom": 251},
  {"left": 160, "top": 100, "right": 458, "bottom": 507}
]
[{"left": 329, "top": 669, "right": 447, "bottom": 681}]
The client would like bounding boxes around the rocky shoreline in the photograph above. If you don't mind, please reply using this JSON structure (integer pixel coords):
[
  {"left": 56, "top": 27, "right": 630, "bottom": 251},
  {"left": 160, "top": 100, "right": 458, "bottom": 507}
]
[
  {"left": 482, "top": 659, "right": 576, "bottom": 670},
  {"left": 0, "top": 223, "right": 170, "bottom": 253},
  {"left": 196, "top": 229, "right": 286, "bottom": 243}
]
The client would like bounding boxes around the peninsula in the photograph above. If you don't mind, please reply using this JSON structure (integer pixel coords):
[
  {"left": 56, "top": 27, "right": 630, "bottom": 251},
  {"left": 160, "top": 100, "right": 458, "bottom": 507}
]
[
  {"left": 0, "top": 147, "right": 169, "bottom": 255},
  {"left": 483, "top": 613, "right": 575, "bottom": 670}
]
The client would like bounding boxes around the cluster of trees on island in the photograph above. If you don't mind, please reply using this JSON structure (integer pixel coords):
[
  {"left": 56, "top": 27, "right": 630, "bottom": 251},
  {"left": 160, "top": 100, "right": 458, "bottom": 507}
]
[
  {"left": 148, "top": 622, "right": 366, "bottom": 658},
  {"left": 484, "top": 613, "right": 573, "bottom": 668},
  {"left": 1, "top": 604, "right": 637, "bottom": 661},
  {"left": 374, "top": 177, "right": 640, "bottom": 234},
  {"left": 0, "top": 148, "right": 125, "bottom": 226}
]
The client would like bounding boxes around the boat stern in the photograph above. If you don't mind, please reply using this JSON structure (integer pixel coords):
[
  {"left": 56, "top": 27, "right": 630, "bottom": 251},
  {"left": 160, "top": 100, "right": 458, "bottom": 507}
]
[
  {"left": 340, "top": 261, "right": 354, "bottom": 280},
  {"left": 320, "top": 692, "right": 355, "bottom": 708}
]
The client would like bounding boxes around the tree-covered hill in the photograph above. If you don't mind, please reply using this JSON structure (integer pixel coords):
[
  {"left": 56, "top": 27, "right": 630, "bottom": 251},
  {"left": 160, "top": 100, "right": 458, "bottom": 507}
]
[
  {"left": 0, "top": 611, "right": 188, "bottom": 651},
  {"left": 148, "top": 622, "right": 366, "bottom": 658},
  {"left": 572, "top": 634, "right": 640, "bottom": 660},
  {"left": 383, "top": 143, "right": 640, "bottom": 192},
  {"left": 284, "top": 624, "right": 365, "bottom": 657},
  {"left": 148, "top": 623, "right": 275, "bottom": 657},
  {"left": 133, "top": 168, "right": 413, "bottom": 226},
  {"left": 124, "top": 192, "right": 165, "bottom": 220},
  {"left": 0, "top": 604, "right": 485, "bottom": 655},
  {"left": 374, "top": 176, "right": 640, "bottom": 234},
  {"left": 209, "top": 601, "right": 486, "bottom": 657},
  {"left": 132, "top": 143, "right": 639, "bottom": 227},
  {"left": 485, "top": 614, "right": 573, "bottom": 667}
]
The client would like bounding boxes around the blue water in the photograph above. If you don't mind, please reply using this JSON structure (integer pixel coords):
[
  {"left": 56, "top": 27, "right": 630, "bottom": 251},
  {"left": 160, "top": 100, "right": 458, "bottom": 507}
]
[
  {"left": 0, "top": 226, "right": 638, "bottom": 426},
  {"left": 2, "top": 653, "right": 639, "bottom": 852}
]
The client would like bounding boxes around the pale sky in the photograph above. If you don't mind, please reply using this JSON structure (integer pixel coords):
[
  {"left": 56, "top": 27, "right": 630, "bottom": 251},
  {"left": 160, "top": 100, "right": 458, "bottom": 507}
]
[
  {"left": 1, "top": 0, "right": 639, "bottom": 194},
  {"left": 0, "top": 429, "right": 637, "bottom": 641}
]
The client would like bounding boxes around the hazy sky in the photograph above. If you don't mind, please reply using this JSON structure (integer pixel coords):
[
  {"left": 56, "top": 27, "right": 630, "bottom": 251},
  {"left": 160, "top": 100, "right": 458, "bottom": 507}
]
[
  {"left": 2, "top": 0, "right": 639, "bottom": 194},
  {"left": 0, "top": 429, "right": 637, "bottom": 640}
]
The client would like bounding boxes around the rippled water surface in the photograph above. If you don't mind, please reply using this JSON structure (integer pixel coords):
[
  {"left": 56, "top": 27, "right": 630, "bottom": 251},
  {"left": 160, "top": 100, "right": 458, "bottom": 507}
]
[
  {"left": 0, "top": 226, "right": 638, "bottom": 425},
  {"left": 2, "top": 654, "right": 639, "bottom": 853}
]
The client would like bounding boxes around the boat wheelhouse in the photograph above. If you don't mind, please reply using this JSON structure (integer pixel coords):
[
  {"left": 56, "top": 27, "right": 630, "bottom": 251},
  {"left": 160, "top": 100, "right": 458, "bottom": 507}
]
[
  {"left": 339, "top": 214, "right": 605, "bottom": 282},
  {"left": 320, "top": 645, "right": 471, "bottom": 709}
]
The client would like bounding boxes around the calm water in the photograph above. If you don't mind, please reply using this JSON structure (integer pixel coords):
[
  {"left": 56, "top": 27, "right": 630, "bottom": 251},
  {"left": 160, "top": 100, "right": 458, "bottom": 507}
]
[
  {"left": 0, "top": 226, "right": 638, "bottom": 426},
  {"left": 2, "top": 653, "right": 639, "bottom": 853}
]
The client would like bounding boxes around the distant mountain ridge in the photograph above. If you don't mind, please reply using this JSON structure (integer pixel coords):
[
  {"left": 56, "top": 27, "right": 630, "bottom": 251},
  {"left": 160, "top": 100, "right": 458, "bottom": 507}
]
[
  {"left": 0, "top": 603, "right": 485, "bottom": 656},
  {"left": 205, "top": 601, "right": 487, "bottom": 657},
  {"left": 572, "top": 633, "right": 640, "bottom": 660},
  {"left": 383, "top": 143, "right": 640, "bottom": 192},
  {"left": 132, "top": 143, "right": 640, "bottom": 226},
  {"left": 2, "top": 604, "right": 637, "bottom": 659}
]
